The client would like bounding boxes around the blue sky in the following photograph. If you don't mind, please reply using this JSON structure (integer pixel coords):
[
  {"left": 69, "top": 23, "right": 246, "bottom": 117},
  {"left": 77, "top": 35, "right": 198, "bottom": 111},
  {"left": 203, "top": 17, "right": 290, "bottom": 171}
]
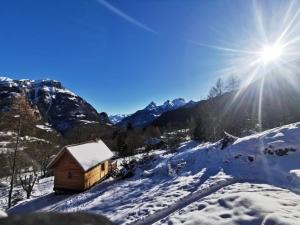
[{"left": 0, "top": 0, "right": 283, "bottom": 114}]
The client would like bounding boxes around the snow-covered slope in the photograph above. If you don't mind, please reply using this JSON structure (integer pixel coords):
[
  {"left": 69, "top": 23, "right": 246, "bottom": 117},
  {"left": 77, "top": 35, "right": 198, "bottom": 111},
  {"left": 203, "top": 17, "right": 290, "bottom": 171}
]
[
  {"left": 7, "top": 122, "right": 300, "bottom": 224},
  {"left": 159, "top": 182, "right": 300, "bottom": 225},
  {"left": 117, "top": 98, "right": 188, "bottom": 128}
]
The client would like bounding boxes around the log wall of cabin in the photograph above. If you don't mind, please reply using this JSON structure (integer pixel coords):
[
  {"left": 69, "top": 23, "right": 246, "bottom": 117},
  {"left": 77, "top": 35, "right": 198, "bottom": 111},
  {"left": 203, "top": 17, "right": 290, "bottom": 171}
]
[
  {"left": 54, "top": 151, "right": 84, "bottom": 191},
  {"left": 84, "top": 160, "right": 109, "bottom": 189}
]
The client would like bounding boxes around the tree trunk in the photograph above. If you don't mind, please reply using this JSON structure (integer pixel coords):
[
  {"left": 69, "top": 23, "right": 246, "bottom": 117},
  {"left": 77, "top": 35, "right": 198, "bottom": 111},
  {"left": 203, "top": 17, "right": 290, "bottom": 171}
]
[
  {"left": 26, "top": 190, "right": 31, "bottom": 199},
  {"left": 8, "top": 116, "right": 21, "bottom": 209},
  {"left": 7, "top": 188, "right": 12, "bottom": 209}
]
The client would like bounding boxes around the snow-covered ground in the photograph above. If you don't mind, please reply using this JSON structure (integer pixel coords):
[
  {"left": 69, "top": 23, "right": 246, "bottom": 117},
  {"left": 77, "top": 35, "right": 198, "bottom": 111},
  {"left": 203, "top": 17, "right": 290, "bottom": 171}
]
[
  {"left": 3, "top": 122, "right": 300, "bottom": 224},
  {"left": 157, "top": 182, "right": 300, "bottom": 225},
  {"left": 0, "top": 177, "right": 54, "bottom": 211}
]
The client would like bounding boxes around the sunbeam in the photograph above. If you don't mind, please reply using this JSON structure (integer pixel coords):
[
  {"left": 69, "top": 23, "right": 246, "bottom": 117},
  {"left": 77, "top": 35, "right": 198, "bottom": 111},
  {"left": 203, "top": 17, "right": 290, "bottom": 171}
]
[
  {"left": 189, "top": 1, "right": 300, "bottom": 89},
  {"left": 207, "top": 0, "right": 300, "bottom": 184},
  {"left": 259, "top": 44, "right": 283, "bottom": 64}
]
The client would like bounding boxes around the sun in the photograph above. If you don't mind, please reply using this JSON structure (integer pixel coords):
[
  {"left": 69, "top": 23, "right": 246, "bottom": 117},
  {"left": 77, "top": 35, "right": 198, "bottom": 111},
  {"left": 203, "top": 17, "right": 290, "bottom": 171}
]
[{"left": 259, "top": 44, "right": 283, "bottom": 64}]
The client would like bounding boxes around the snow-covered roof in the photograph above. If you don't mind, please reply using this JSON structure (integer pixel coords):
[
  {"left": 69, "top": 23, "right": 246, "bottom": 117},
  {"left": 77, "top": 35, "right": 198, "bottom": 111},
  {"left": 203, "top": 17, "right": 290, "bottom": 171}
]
[{"left": 47, "top": 140, "right": 113, "bottom": 171}]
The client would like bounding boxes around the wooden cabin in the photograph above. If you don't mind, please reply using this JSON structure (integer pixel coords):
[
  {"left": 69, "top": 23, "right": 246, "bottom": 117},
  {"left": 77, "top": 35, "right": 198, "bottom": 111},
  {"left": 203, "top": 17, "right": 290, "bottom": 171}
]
[{"left": 47, "top": 140, "right": 114, "bottom": 192}]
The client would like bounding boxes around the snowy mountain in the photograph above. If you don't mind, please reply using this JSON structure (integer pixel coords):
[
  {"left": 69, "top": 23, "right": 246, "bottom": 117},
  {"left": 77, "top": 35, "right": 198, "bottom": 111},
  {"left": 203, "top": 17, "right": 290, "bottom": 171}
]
[
  {"left": 117, "top": 98, "right": 187, "bottom": 128},
  {"left": 5, "top": 122, "right": 300, "bottom": 224},
  {"left": 109, "top": 114, "right": 130, "bottom": 124},
  {"left": 184, "top": 100, "right": 197, "bottom": 108},
  {"left": 0, "top": 76, "right": 111, "bottom": 134},
  {"left": 142, "top": 98, "right": 186, "bottom": 112},
  {"left": 0, "top": 77, "right": 12, "bottom": 82}
]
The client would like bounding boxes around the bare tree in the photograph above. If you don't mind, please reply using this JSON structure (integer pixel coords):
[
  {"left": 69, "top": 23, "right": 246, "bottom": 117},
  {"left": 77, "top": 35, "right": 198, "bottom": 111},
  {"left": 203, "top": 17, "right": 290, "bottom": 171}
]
[
  {"left": 6, "top": 94, "right": 38, "bottom": 208},
  {"left": 27, "top": 141, "right": 56, "bottom": 177},
  {"left": 18, "top": 170, "right": 38, "bottom": 199},
  {"left": 226, "top": 75, "right": 240, "bottom": 92},
  {"left": 37, "top": 148, "right": 53, "bottom": 177},
  {"left": 7, "top": 114, "right": 21, "bottom": 208},
  {"left": 208, "top": 78, "right": 225, "bottom": 99}
]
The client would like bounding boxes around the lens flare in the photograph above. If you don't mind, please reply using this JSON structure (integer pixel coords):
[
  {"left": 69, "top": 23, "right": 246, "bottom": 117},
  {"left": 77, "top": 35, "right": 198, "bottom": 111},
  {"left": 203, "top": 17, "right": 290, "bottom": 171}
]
[
  {"left": 188, "top": 1, "right": 300, "bottom": 86},
  {"left": 198, "top": 1, "right": 300, "bottom": 182},
  {"left": 260, "top": 44, "right": 283, "bottom": 64},
  {"left": 183, "top": 0, "right": 300, "bottom": 182}
]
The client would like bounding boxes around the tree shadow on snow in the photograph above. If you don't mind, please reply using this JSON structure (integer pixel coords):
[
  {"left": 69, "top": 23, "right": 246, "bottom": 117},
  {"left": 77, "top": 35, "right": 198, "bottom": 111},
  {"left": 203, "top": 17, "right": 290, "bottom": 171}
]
[{"left": 8, "top": 193, "right": 69, "bottom": 214}]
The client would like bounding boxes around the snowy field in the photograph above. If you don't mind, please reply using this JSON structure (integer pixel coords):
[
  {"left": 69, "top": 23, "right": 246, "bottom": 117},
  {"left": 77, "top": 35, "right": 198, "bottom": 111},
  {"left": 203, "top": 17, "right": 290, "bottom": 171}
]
[
  {"left": 157, "top": 182, "right": 300, "bottom": 225},
  {"left": 2, "top": 122, "right": 300, "bottom": 224}
]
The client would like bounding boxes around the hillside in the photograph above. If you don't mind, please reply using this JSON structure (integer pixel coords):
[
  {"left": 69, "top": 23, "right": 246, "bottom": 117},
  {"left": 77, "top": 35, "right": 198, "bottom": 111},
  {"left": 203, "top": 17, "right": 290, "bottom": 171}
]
[
  {"left": 0, "top": 77, "right": 113, "bottom": 143},
  {"left": 5, "top": 121, "right": 300, "bottom": 224},
  {"left": 0, "top": 77, "right": 117, "bottom": 180},
  {"left": 151, "top": 73, "right": 300, "bottom": 140}
]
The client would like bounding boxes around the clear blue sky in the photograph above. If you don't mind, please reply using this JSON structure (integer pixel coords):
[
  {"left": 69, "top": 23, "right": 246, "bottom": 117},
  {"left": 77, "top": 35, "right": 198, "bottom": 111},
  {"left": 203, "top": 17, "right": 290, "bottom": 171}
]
[{"left": 0, "top": 0, "right": 283, "bottom": 114}]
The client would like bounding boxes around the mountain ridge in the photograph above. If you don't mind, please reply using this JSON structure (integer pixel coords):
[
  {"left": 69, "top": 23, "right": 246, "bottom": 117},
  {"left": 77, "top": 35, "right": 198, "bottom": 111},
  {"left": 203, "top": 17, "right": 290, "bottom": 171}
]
[
  {"left": 115, "top": 98, "right": 189, "bottom": 128},
  {"left": 151, "top": 73, "right": 300, "bottom": 140},
  {"left": 0, "top": 76, "right": 111, "bottom": 136}
]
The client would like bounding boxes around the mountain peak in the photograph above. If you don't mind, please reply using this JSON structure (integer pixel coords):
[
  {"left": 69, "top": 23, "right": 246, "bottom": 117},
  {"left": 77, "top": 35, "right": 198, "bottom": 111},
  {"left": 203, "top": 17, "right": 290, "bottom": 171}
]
[
  {"left": 0, "top": 77, "right": 106, "bottom": 132},
  {"left": 162, "top": 100, "right": 172, "bottom": 108},
  {"left": 0, "top": 76, "right": 13, "bottom": 82},
  {"left": 109, "top": 114, "right": 129, "bottom": 124},
  {"left": 145, "top": 101, "right": 157, "bottom": 110},
  {"left": 117, "top": 98, "right": 189, "bottom": 128},
  {"left": 162, "top": 98, "right": 186, "bottom": 109},
  {"left": 171, "top": 98, "right": 186, "bottom": 108}
]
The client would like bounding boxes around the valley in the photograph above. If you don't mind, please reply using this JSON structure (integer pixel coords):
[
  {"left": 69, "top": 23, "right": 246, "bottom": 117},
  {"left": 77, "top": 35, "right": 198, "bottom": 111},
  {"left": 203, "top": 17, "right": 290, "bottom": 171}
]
[{"left": 2, "top": 1, "right": 300, "bottom": 224}]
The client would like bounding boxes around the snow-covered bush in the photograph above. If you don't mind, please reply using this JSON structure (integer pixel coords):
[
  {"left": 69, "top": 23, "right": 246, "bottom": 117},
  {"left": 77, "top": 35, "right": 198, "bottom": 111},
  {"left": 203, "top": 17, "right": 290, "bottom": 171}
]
[{"left": 118, "top": 158, "right": 139, "bottom": 179}]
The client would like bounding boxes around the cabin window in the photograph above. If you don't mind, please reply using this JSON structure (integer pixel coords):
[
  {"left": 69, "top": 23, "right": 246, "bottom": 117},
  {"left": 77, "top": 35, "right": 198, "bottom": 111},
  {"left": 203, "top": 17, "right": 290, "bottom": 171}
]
[
  {"left": 67, "top": 172, "right": 72, "bottom": 179},
  {"left": 101, "top": 163, "right": 105, "bottom": 171}
]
